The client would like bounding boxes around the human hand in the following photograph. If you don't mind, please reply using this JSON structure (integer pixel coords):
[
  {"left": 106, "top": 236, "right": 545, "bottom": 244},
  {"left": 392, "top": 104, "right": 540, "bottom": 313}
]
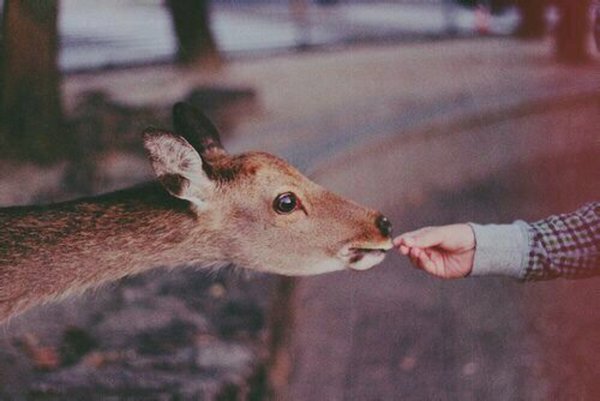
[{"left": 393, "top": 224, "right": 475, "bottom": 279}]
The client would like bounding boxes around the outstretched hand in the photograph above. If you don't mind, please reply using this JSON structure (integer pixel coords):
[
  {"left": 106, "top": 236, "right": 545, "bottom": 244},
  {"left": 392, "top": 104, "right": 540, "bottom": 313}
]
[{"left": 393, "top": 224, "right": 475, "bottom": 279}]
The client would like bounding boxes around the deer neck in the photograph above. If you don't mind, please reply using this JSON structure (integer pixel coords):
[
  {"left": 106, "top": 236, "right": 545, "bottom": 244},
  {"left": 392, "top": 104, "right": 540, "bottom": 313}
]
[{"left": 0, "top": 182, "right": 225, "bottom": 318}]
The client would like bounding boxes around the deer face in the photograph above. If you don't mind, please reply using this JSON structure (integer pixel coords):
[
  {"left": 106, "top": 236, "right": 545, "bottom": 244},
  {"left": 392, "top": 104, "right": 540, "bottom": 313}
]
[{"left": 143, "top": 103, "right": 392, "bottom": 276}]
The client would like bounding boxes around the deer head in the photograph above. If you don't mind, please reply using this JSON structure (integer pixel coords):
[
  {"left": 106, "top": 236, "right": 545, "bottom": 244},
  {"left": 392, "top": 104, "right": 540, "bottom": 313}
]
[{"left": 143, "top": 103, "right": 393, "bottom": 276}]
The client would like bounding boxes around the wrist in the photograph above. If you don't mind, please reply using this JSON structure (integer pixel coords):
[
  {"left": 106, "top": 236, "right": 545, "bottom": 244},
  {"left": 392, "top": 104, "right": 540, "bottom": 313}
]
[{"left": 468, "top": 222, "right": 529, "bottom": 279}]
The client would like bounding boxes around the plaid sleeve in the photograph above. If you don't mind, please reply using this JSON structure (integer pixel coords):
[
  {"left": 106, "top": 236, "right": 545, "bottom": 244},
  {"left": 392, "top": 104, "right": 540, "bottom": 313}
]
[{"left": 523, "top": 202, "right": 600, "bottom": 281}]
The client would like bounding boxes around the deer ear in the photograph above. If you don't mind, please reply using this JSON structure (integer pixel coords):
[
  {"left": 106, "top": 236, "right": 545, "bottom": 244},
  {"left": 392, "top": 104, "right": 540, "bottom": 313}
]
[
  {"left": 143, "top": 129, "right": 214, "bottom": 207},
  {"left": 172, "top": 102, "right": 226, "bottom": 157}
]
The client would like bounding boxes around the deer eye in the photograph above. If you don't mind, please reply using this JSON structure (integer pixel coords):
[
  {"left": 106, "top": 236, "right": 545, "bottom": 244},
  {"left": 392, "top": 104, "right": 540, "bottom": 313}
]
[{"left": 273, "top": 192, "right": 298, "bottom": 214}]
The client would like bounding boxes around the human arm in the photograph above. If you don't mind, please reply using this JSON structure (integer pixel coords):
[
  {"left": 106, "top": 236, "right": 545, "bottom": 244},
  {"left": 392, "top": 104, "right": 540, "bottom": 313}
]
[{"left": 394, "top": 202, "right": 600, "bottom": 281}]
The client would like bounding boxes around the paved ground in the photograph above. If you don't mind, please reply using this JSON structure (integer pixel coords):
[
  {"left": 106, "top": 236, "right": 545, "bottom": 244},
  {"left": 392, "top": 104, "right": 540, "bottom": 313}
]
[
  {"left": 1, "top": 38, "right": 599, "bottom": 399},
  {"left": 255, "top": 43, "right": 599, "bottom": 401},
  {"left": 194, "top": 39, "right": 598, "bottom": 400},
  {"left": 63, "top": 38, "right": 600, "bottom": 400}
]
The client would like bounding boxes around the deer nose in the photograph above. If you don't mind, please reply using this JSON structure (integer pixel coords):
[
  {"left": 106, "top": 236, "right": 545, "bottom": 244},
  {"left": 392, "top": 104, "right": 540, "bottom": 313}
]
[{"left": 375, "top": 215, "right": 393, "bottom": 237}]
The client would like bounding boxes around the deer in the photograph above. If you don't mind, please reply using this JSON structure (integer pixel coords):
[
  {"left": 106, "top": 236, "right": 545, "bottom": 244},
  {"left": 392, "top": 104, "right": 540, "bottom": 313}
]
[{"left": 0, "top": 103, "right": 393, "bottom": 322}]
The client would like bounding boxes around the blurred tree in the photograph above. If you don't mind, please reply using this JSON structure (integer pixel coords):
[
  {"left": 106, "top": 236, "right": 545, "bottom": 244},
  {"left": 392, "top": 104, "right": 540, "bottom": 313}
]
[
  {"left": 0, "top": 0, "right": 65, "bottom": 162},
  {"left": 515, "top": 0, "right": 546, "bottom": 39},
  {"left": 166, "top": 0, "right": 220, "bottom": 66},
  {"left": 555, "top": 0, "right": 591, "bottom": 63}
]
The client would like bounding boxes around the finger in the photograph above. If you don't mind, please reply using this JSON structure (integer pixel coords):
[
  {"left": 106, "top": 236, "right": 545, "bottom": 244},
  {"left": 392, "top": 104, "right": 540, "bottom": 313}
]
[
  {"left": 411, "top": 247, "right": 433, "bottom": 272},
  {"left": 397, "top": 224, "right": 474, "bottom": 251},
  {"left": 392, "top": 235, "right": 406, "bottom": 247},
  {"left": 408, "top": 251, "right": 423, "bottom": 271},
  {"left": 397, "top": 244, "right": 410, "bottom": 255},
  {"left": 394, "top": 230, "right": 434, "bottom": 247},
  {"left": 398, "top": 227, "right": 447, "bottom": 249},
  {"left": 419, "top": 248, "right": 441, "bottom": 275},
  {"left": 409, "top": 247, "right": 428, "bottom": 271}
]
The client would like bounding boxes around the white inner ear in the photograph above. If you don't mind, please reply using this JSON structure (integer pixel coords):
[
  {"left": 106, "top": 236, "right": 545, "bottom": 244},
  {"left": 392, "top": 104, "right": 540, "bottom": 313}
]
[{"left": 144, "top": 132, "right": 213, "bottom": 208}]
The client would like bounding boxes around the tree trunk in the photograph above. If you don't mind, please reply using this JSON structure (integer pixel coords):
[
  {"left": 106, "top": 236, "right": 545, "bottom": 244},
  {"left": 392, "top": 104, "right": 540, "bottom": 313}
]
[
  {"left": 555, "top": 0, "right": 591, "bottom": 63},
  {"left": 0, "top": 0, "right": 65, "bottom": 162},
  {"left": 515, "top": 0, "right": 547, "bottom": 39},
  {"left": 166, "top": 0, "right": 220, "bottom": 66}
]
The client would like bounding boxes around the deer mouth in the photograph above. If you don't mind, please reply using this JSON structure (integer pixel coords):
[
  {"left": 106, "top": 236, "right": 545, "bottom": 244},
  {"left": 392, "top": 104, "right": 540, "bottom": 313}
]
[
  {"left": 342, "top": 243, "right": 392, "bottom": 271},
  {"left": 349, "top": 247, "right": 386, "bottom": 258}
]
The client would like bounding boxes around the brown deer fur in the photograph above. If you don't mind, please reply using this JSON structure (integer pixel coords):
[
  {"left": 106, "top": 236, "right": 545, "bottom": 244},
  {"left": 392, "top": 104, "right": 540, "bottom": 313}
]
[{"left": 0, "top": 103, "right": 392, "bottom": 321}]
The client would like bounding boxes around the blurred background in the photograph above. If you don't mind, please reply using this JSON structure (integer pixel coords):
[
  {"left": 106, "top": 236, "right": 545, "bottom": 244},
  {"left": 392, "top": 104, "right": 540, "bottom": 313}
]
[{"left": 0, "top": 0, "right": 599, "bottom": 400}]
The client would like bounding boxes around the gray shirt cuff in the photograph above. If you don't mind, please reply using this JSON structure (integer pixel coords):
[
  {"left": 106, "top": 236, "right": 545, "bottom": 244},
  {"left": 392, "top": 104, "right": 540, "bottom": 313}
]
[{"left": 468, "top": 221, "right": 530, "bottom": 279}]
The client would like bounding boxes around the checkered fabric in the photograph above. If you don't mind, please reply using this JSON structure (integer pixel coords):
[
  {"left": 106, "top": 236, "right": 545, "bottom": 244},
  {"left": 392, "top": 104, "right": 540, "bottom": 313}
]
[{"left": 523, "top": 202, "right": 600, "bottom": 281}]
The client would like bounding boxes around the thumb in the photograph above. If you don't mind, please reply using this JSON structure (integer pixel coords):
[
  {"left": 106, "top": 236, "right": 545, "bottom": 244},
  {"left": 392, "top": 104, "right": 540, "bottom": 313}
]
[
  {"left": 394, "top": 226, "right": 447, "bottom": 248},
  {"left": 394, "top": 224, "right": 474, "bottom": 251}
]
